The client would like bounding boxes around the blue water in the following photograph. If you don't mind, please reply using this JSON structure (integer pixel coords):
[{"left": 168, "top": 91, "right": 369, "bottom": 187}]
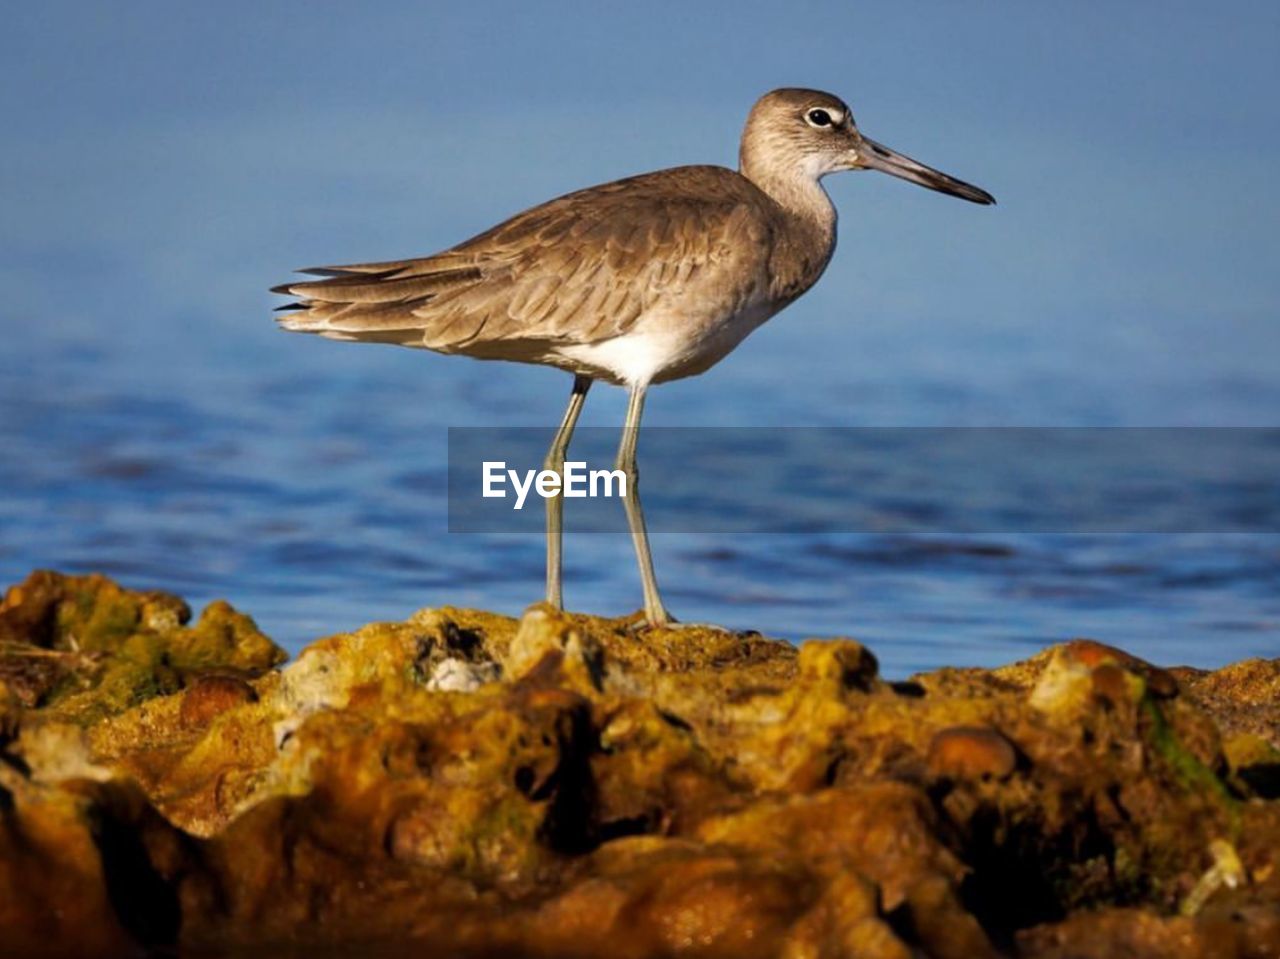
[{"left": 2, "top": 307, "right": 1277, "bottom": 677}]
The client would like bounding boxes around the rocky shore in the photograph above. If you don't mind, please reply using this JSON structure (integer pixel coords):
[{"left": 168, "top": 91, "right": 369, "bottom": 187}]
[{"left": 1, "top": 570, "right": 1278, "bottom": 957}]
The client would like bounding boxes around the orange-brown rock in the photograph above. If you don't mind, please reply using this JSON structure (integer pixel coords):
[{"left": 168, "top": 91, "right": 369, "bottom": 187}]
[
  {"left": 927, "top": 725, "right": 1018, "bottom": 782},
  {"left": 178, "top": 673, "right": 259, "bottom": 727},
  {"left": 1, "top": 570, "right": 1278, "bottom": 958}
]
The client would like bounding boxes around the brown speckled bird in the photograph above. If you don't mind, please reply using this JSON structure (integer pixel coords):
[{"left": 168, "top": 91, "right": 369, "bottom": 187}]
[{"left": 273, "top": 88, "right": 994, "bottom": 627}]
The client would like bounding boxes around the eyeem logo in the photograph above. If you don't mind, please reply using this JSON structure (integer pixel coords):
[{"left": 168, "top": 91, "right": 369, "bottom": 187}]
[{"left": 483, "top": 461, "right": 628, "bottom": 510}]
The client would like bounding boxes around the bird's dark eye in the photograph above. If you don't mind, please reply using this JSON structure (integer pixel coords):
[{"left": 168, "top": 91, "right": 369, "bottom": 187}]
[{"left": 806, "top": 109, "right": 833, "bottom": 128}]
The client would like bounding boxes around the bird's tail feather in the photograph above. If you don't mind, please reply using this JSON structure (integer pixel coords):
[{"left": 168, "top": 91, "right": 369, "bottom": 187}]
[{"left": 271, "top": 257, "right": 484, "bottom": 344}]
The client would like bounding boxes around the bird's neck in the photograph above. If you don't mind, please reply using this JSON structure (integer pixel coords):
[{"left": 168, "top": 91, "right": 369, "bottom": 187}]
[
  {"left": 740, "top": 162, "right": 838, "bottom": 300},
  {"left": 742, "top": 162, "right": 837, "bottom": 240}
]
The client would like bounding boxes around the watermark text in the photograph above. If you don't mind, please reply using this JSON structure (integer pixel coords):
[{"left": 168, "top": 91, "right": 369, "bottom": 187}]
[{"left": 482, "top": 461, "right": 627, "bottom": 510}]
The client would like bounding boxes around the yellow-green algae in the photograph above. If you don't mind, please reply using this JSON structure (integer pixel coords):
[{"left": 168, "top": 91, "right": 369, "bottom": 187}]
[{"left": 0, "top": 571, "right": 284, "bottom": 723}]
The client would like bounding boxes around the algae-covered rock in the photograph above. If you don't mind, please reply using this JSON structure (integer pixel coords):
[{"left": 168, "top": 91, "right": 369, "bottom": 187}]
[
  {"left": 0, "top": 570, "right": 285, "bottom": 723},
  {"left": 1, "top": 569, "right": 1278, "bottom": 958},
  {"left": 0, "top": 769, "right": 203, "bottom": 958}
]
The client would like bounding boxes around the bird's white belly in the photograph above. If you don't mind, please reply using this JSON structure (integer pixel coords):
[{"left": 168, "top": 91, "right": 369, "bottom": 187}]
[{"left": 554, "top": 299, "right": 778, "bottom": 387}]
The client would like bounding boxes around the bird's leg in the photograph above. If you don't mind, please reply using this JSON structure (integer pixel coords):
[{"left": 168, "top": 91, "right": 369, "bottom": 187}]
[
  {"left": 617, "top": 384, "right": 673, "bottom": 627},
  {"left": 544, "top": 374, "right": 592, "bottom": 609}
]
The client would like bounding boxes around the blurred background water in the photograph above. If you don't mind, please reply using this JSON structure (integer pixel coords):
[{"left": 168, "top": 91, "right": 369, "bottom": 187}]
[{"left": 2, "top": 2, "right": 1278, "bottom": 675}]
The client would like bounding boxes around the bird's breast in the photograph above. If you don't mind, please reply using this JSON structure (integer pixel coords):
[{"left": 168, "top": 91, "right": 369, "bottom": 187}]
[{"left": 553, "top": 293, "right": 780, "bottom": 387}]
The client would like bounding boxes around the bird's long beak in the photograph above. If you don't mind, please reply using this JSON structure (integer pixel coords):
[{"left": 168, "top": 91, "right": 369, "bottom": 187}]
[{"left": 857, "top": 136, "right": 995, "bottom": 205}]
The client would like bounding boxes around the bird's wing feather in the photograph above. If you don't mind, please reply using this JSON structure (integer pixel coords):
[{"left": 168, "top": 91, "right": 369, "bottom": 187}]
[{"left": 273, "top": 167, "right": 776, "bottom": 352}]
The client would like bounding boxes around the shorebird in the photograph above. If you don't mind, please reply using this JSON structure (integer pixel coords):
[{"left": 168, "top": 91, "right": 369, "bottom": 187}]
[{"left": 273, "top": 88, "right": 994, "bottom": 627}]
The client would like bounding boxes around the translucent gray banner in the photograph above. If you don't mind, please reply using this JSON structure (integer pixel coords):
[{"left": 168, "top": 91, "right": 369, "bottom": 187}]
[{"left": 447, "top": 427, "right": 1280, "bottom": 533}]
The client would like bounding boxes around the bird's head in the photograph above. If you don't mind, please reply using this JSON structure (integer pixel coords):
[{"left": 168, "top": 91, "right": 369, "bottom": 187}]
[{"left": 740, "top": 88, "right": 995, "bottom": 205}]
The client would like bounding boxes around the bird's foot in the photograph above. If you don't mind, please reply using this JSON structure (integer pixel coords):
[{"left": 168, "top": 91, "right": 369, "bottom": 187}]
[{"left": 627, "top": 611, "right": 745, "bottom": 636}]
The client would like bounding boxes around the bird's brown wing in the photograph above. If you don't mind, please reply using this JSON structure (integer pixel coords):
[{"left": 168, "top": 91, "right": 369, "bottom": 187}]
[{"left": 272, "top": 166, "right": 775, "bottom": 353}]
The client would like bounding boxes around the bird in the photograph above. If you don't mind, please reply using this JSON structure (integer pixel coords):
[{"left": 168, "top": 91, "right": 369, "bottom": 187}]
[{"left": 272, "top": 87, "right": 994, "bottom": 628}]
